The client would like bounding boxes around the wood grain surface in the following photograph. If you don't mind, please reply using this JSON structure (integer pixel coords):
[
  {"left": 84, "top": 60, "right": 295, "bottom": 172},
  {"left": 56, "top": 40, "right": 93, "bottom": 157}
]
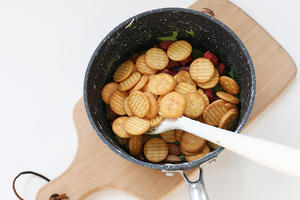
[{"left": 36, "top": 0, "right": 297, "bottom": 199}]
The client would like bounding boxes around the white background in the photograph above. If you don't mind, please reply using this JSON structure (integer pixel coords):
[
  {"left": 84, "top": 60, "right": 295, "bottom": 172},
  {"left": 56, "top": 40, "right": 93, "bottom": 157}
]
[{"left": 1, "top": 0, "right": 300, "bottom": 199}]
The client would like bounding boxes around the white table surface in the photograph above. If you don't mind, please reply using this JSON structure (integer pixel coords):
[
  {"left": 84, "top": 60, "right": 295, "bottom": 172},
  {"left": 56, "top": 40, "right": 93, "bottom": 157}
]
[{"left": 1, "top": 0, "right": 300, "bottom": 199}]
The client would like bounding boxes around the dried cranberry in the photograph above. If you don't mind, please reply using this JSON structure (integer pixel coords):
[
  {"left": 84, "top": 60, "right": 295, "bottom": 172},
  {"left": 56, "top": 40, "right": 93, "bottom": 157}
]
[
  {"left": 166, "top": 60, "right": 180, "bottom": 70},
  {"left": 159, "top": 68, "right": 171, "bottom": 74},
  {"left": 180, "top": 56, "right": 193, "bottom": 66},
  {"left": 177, "top": 67, "right": 190, "bottom": 72},
  {"left": 153, "top": 44, "right": 159, "bottom": 48},
  {"left": 159, "top": 41, "right": 173, "bottom": 51},
  {"left": 203, "top": 51, "right": 218, "bottom": 66},
  {"left": 217, "top": 63, "right": 225, "bottom": 75},
  {"left": 203, "top": 89, "right": 215, "bottom": 102}
]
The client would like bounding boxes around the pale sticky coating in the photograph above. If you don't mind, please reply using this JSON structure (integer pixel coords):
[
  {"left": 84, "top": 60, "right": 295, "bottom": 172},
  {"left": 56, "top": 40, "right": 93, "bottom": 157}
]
[
  {"left": 167, "top": 40, "right": 192, "bottom": 61},
  {"left": 218, "top": 109, "right": 238, "bottom": 130},
  {"left": 149, "top": 115, "right": 164, "bottom": 127},
  {"left": 174, "top": 82, "right": 197, "bottom": 96},
  {"left": 184, "top": 92, "right": 206, "bottom": 119},
  {"left": 219, "top": 76, "right": 240, "bottom": 95},
  {"left": 124, "top": 97, "right": 133, "bottom": 117},
  {"left": 129, "top": 135, "right": 142, "bottom": 156},
  {"left": 175, "top": 71, "right": 196, "bottom": 87},
  {"left": 160, "top": 130, "right": 176, "bottom": 143},
  {"left": 128, "top": 91, "right": 150, "bottom": 118},
  {"left": 125, "top": 116, "right": 150, "bottom": 135},
  {"left": 180, "top": 132, "right": 206, "bottom": 153},
  {"left": 144, "top": 138, "right": 168, "bottom": 163},
  {"left": 190, "top": 58, "right": 215, "bottom": 83},
  {"left": 112, "top": 117, "right": 131, "bottom": 138},
  {"left": 109, "top": 90, "right": 127, "bottom": 115},
  {"left": 136, "top": 54, "right": 157, "bottom": 75},
  {"left": 113, "top": 60, "right": 134, "bottom": 82},
  {"left": 197, "top": 89, "right": 210, "bottom": 106},
  {"left": 216, "top": 91, "right": 240, "bottom": 104},
  {"left": 185, "top": 145, "right": 210, "bottom": 162},
  {"left": 203, "top": 100, "right": 227, "bottom": 126},
  {"left": 101, "top": 82, "right": 119, "bottom": 104},
  {"left": 148, "top": 73, "right": 176, "bottom": 95},
  {"left": 197, "top": 68, "right": 219, "bottom": 89},
  {"left": 118, "top": 72, "right": 141, "bottom": 91},
  {"left": 129, "top": 75, "right": 149, "bottom": 94},
  {"left": 144, "top": 92, "right": 158, "bottom": 119},
  {"left": 145, "top": 48, "right": 169, "bottom": 70},
  {"left": 159, "top": 92, "right": 186, "bottom": 119}
]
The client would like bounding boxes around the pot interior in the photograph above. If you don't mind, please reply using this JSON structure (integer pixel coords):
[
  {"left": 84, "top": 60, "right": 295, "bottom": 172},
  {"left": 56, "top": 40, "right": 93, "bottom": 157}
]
[{"left": 84, "top": 8, "right": 255, "bottom": 170}]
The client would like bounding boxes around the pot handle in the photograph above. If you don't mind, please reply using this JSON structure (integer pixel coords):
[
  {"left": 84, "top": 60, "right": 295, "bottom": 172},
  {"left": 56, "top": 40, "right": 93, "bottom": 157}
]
[{"left": 181, "top": 166, "right": 209, "bottom": 200}]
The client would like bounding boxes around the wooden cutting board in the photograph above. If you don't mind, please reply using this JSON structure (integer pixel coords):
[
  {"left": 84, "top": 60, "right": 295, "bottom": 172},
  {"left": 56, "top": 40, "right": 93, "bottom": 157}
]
[{"left": 36, "top": 0, "right": 297, "bottom": 199}]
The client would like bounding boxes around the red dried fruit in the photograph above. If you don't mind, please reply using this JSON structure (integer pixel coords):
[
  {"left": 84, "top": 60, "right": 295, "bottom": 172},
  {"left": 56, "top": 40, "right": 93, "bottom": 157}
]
[
  {"left": 153, "top": 44, "right": 159, "bottom": 48},
  {"left": 203, "top": 51, "right": 218, "bottom": 66},
  {"left": 168, "top": 143, "right": 182, "bottom": 156},
  {"left": 170, "top": 70, "right": 178, "bottom": 76},
  {"left": 159, "top": 68, "right": 171, "bottom": 74},
  {"left": 177, "top": 67, "right": 190, "bottom": 72},
  {"left": 180, "top": 56, "right": 193, "bottom": 66},
  {"left": 166, "top": 60, "right": 180, "bottom": 70},
  {"left": 203, "top": 89, "right": 215, "bottom": 102},
  {"left": 159, "top": 40, "right": 173, "bottom": 51},
  {"left": 217, "top": 63, "right": 225, "bottom": 75}
]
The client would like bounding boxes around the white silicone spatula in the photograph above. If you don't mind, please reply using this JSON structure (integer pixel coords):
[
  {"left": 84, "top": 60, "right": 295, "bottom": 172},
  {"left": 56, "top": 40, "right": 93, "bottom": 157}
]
[{"left": 149, "top": 116, "right": 300, "bottom": 177}]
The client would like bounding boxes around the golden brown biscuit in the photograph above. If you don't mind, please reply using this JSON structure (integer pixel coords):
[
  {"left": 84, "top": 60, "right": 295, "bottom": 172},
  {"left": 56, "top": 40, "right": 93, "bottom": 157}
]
[
  {"left": 148, "top": 73, "right": 176, "bottom": 95},
  {"left": 225, "top": 102, "right": 238, "bottom": 110},
  {"left": 175, "top": 71, "right": 196, "bottom": 87},
  {"left": 144, "top": 92, "right": 158, "bottom": 119},
  {"left": 207, "top": 141, "right": 220, "bottom": 151},
  {"left": 144, "top": 138, "right": 168, "bottom": 162},
  {"left": 197, "top": 89, "right": 210, "bottom": 106},
  {"left": 175, "top": 129, "right": 183, "bottom": 142},
  {"left": 129, "top": 75, "right": 149, "bottom": 93},
  {"left": 136, "top": 54, "right": 157, "bottom": 75},
  {"left": 150, "top": 114, "right": 164, "bottom": 127},
  {"left": 219, "top": 76, "right": 240, "bottom": 95},
  {"left": 174, "top": 82, "right": 197, "bottom": 96},
  {"left": 109, "top": 90, "right": 127, "bottom": 115},
  {"left": 113, "top": 60, "right": 134, "bottom": 82},
  {"left": 167, "top": 40, "right": 192, "bottom": 61},
  {"left": 180, "top": 145, "right": 200, "bottom": 156},
  {"left": 184, "top": 92, "right": 206, "bottom": 119},
  {"left": 123, "top": 97, "right": 133, "bottom": 117},
  {"left": 203, "top": 99, "right": 227, "bottom": 126},
  {"left": 197, "top": 68, "right": 219, "bottom": 89},
  {"left": 118, "top": 72, "right": 141, "bottom": 91},
  {"left": 129, "top": 135, "right": 142, "bottom": 156},
  {"left": 112, "top": 117, "right": 131, "bottom": 138},
  {"left": 125, "top": 116, "right": 150, "bottom": 135},
  {"left": 185, "top": 145, "right": 210, "bottom": 162},
  {"left": 180, "top": 132, "right": 206, "bottom": 153},
  {"left": 160, "top": 130, "right": 176, "bottom": 143},
  {"left": 145, "top": 48, "right": 169, "bottom": 70},
  {"left": 159, "top": 92, "right": 186, "bottom": 119},
  {"left": 216, "top": 91, "right": 240, "bottom": 104},
  {"left": 128, "top": 91, "right": 150, "bottom": 118},
  {"left": 218, "top": 109, "right": 238, "bottom": 130},
  {"left": 190, "top": 58, "right": 215, "bottom": 83},
  {"left": 101, "top": 82, "right": 119, "bottom": 104}
]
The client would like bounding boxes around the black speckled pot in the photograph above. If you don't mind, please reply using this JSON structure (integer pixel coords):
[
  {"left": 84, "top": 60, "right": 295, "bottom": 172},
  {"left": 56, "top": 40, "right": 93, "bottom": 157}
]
[{"left": 84, "top": 8, "right": 255, "bottom": 171}]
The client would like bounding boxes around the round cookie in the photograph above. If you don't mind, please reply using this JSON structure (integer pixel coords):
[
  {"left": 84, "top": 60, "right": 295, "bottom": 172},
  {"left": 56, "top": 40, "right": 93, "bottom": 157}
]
[
  {"left": 216, "top": 91, "right": 240, "bottom": 104},
  {"left": 160, "top": 130, "right": 176, "bottom": 143},
  {"left": 219, "top": 76, "right": 240, "bottom": 95},
  {"left": 184, "top": 92, "right": 206, "bottom": 119},
  {"left": 203, "top": 99, "right": 227, "bottom": 126},
  {"left": 101, "top": 82, "right": 119, "bottom": 104},
  {"left": 175, "top": 71, "right": 196, "bottom": 87},
  {"left": 128, "top": 91, "right": 150, "bottom": 118},
  {"left": 197, "top": 68, "right": 219, "bottom": 89},
  {"left": 180, "top": 132, "right": 206, "bottom": 153},
  {"left": 185, "top": 145, "right": 210, "bottom": 162},
  {"left": 144, "top": 92, "right": 158, "bottom": 119},
  {"left": 218, "top": 109, "right": 239, "bottom": 131},
  {"left": 148, "top": 73, "right": 176, "bottom": 95},
  {"left": 150, "top": 115, "right": 164, "bottom": 127},
  {"left": 109, "top": 90, "right": 127, "bottom": 115},
  {"left": 113, "top": 60, "right": 134, "bottom": 82},
  {"left": 145, "top": 48, "right": 169, "bottom": 70},
  {"left": 112, "top": 117, "right": 131, "bottom": 138},
  {"left": 197, "top": 89, "right": 210, "bottom": 106},
  {"left": 136, "top": 54, "right": 157, "bottom": 75},
  {"left": 167, "top": 40, "right": 192, "bottom": 61},
  {"left": 129, "top": 75, "right": 149, "bottom": 93},
  {"left": 125, "top": 116, "right": 150, "bottom": 135},
  {"left": 144, "top": 138, "right": 168, "bottom": 163},
  {"left": 174, "top": 82, "right": 197, "bottom": 96},
  {"left": 118, "top": 72, "right": 141, "bottom": 91},
  {"left": 129, "top": 135, "right": 142, "bottom": 156},
  {"left": 124, "top": 97, "right": 133, "bottom": 117},
  {"left": 159, "top": 92, "right": 186, "bottom": 119},
  {"left": 190, "top": 58, "right": 215, "bottom": 83}
]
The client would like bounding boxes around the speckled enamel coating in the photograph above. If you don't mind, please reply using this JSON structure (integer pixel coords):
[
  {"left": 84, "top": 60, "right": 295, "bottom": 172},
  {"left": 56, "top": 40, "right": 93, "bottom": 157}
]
[{"left": 83, "top": 8, "right": 256, "bottom": 171}]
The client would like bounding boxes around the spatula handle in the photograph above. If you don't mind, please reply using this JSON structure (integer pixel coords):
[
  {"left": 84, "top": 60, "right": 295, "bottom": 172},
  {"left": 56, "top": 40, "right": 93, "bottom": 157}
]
[{"left": 176, "top": 116, "right": 300, "bottom": 178}]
